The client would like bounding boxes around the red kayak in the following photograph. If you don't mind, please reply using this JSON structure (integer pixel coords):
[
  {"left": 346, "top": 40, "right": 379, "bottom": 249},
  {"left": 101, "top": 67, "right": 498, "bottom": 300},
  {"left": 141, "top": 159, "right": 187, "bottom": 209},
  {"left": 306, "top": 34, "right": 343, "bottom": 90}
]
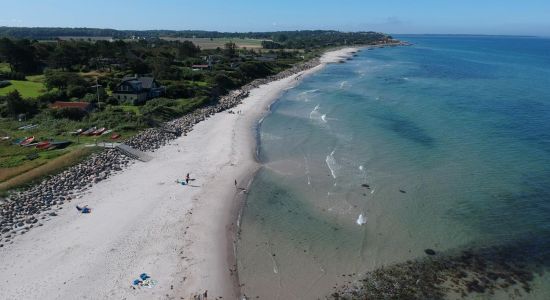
[
  {"left": 36, "top": 141, "right": 51, "bottom": 149},
  {"left": 19, "top": 136, "right": 35, "bottom": 146},
  {"left": 110, "top": 133, "right": 121, "bottom": 140}
]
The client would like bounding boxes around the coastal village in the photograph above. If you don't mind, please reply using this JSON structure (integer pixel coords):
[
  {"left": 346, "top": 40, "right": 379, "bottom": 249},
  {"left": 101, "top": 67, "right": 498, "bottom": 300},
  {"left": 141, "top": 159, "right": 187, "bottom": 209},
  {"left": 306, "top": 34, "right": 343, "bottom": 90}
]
[
  {"left": 1, "top": 2, "right": 548, "bottom": 297},
  {"left": 0, "top": 28, "right": 406, "bottom": 299}
]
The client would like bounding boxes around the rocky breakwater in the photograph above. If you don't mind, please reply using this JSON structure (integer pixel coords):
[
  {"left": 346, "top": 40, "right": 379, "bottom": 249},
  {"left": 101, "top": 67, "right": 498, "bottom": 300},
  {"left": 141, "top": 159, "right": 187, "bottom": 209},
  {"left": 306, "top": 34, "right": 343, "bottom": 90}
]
[
  {"left": 0, "top": 58, "right": 320, "bottom": 247},
  {"left": 0, "top": 149, "right": 132, "bottom": 247}
]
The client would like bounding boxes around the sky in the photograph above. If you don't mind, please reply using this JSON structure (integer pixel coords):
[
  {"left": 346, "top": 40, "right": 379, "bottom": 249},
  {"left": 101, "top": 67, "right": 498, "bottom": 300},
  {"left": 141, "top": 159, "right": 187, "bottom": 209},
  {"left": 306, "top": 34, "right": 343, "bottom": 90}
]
[{"left": 1, "top": 0, "right": 550, "bottom": 36}]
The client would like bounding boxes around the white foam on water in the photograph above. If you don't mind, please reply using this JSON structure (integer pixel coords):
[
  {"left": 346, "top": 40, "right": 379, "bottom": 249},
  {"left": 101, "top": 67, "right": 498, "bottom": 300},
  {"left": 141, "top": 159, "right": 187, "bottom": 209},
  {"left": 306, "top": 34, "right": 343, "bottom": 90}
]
[
  {"left": 258, "top": 116, "right": 265, "bottom": 124},
  {"left": 298, "top": 89, "right": 320, "bottom": 102},
  {"left": 300, "top": 89, "right": 319, "bottom": 95},
  {"left": 304, "top": 155, "right": 311, "bottom": 185},
  {"left": 325, "top": 150, "right": 339, "bottom": 179},
  {"left": 321, "top": 114, "right": 327, "bottom": 123},
  {"left": 359, "top": 165, "right": 364, "bottom": 171},
  {"left": 309, "top": 104, "right": 320, "bottom": 119},
  {"left": 339, "top": 81, "right": 348, "bottom": 89},
  {"left": 356, "top": 213, "right": 368, "bottom": 225}
]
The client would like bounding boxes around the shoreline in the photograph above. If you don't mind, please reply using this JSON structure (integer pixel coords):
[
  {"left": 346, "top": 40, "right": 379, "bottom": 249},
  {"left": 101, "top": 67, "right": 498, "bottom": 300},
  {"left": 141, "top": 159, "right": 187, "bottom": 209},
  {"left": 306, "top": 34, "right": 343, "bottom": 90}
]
[{"left": 0, "top": 47, "right": 360, "bottom": 299}]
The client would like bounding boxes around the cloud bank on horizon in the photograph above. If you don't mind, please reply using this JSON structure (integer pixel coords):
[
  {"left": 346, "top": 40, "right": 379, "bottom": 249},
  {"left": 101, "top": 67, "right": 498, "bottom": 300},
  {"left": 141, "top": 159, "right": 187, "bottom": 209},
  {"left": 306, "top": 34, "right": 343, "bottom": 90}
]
[{"left": 1, "top": 0, "right": 549, "bottom": 36}]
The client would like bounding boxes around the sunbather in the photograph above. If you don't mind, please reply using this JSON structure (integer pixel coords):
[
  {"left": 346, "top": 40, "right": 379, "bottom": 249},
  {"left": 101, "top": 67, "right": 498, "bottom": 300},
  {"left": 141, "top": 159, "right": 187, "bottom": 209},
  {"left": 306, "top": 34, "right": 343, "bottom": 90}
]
[{"left": 76, "top": 205, "right": 91, "bottom": 213}]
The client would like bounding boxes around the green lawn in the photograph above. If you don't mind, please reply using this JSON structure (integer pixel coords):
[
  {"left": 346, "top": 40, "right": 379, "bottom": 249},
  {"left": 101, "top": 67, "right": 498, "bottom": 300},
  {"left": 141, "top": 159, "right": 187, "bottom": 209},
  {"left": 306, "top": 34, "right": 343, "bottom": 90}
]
[
  {"left": 0, "top": 79, "right": 46, "bottom": 98},
  {"left": 119, "top": 105, "right": 141, "bottom": 115}
]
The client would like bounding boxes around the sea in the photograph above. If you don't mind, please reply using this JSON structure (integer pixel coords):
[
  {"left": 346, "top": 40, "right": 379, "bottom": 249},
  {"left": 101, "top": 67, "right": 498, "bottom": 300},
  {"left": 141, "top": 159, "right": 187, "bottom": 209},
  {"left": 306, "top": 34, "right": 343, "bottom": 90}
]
[{"left": 236, "top": 35, "right": 550, "bottom": 299}]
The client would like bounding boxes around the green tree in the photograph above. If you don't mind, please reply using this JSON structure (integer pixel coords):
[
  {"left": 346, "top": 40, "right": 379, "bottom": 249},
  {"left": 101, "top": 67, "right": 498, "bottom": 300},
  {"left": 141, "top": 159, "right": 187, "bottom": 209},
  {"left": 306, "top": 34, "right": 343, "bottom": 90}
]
[
  {"left": 44, "top": 70, "right": 88, "bottom": 91},
  {"left": 177, "top": 41, "right": 200, "bottom": 59},
  {"left": 4, "top": 90, "right": 37, "bottom": 118},
  {"left": 223, "top": 42, "right": 237, "bottom": 58},
  {"left": 0, "top": 38, "right": 40, "bottom": 73}
]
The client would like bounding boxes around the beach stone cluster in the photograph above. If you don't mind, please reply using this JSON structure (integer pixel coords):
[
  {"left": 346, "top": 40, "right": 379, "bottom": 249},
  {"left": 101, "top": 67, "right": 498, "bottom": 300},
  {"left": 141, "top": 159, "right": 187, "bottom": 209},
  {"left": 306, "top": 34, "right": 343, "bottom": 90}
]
[
  {"left": 330, "top": 239, "right": 547, "bottom": 299},
  {"left": 0, "top": 58, "right": 320, "bottom": 246}
]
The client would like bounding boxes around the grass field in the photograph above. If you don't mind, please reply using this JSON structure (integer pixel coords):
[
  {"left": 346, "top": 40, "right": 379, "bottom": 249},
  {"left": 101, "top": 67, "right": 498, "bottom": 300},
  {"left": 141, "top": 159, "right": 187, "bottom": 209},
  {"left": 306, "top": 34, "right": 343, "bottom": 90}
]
[
  {"left": 0, "top": 79, "right": 46, "bottom": 98},
  {"left": 0, "top": 62, "right": 10, "bottom": 73},
  {"left": 0, "top": 146, "right": 100, "bottom": 192},
  {"left": 119, "top": 105, "right": 141, "bottom": 115},
  {"left": 0, "top": 116, "right": 130, "bottom": 193},
  {"left": 160, "top": 37, "right": 266, "bottom": 49}
]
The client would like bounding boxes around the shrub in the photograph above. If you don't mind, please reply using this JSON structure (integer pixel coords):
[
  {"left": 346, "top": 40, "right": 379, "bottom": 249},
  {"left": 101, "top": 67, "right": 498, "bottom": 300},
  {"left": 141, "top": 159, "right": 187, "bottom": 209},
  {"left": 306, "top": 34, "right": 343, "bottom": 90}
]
[
  {"left": 105, "top": 96, "right": 119, "bottom": 106},
  {"left": 67, "top": 85, "right": 88, "bottom": 98},
  {"left": 166, "top": 83, "right": 194, "bottom": 99},
  {"left": 0, "top": 71, "right": 26, "bottom": 80},
  {"left": 3, "top": 90, "right": 38, "bottom": 118},
  {"left": 37, "top": 90, "right": 68, "bottom": 104},
  {"left": 49, "top": 107, "right": 87, "bottom": 121},
  {"left": 238, "top": 61, "right": 274, "bottom": 79},
  {"left": 0, "top": 80, "right": 12, "bottom": 88}
]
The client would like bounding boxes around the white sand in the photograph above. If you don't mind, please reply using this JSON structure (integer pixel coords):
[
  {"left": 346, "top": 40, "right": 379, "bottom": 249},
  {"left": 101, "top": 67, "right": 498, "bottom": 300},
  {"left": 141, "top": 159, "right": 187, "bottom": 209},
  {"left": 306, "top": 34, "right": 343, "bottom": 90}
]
[{"left": 0, "top": 47, "right": 358, "bottom": 300}]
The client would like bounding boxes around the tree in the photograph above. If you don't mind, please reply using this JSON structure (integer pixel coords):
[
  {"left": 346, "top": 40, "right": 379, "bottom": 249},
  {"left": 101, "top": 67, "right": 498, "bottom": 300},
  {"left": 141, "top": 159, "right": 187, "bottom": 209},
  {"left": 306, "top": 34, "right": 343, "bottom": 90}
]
[
  {"left": 212, "top": 73, "right": 235, "bottom": 93},
  {"left": 4, "top": 90, "right": 37, "bottom": 118},
  {"left": 49, "top": 42, "right": 80, "bottom": 70},
  {"left": 44, "top": 70, "right": 88, "bottom": 90},
  {"left": 0, "top": 38, "right": 40, "bottom": 73},
  {"left": 177, "top": 41, "right": 200, "bottom": 59},
  {"left": 262, "top": 41, "right": 283, "bottom": 49},
  {"left": 239, "top": 61, "right": 273, "bottom": 79},
  {"left": 223, "top": 42, "right": 237, "bottom": 58}
]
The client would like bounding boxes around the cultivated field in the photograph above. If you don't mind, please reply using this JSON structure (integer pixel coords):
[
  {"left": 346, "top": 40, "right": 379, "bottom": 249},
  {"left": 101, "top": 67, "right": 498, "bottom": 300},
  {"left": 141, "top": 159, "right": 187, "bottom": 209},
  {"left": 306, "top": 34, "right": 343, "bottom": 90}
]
[{"left": 160, "top": 37, "right": 267, "bottom": 49}]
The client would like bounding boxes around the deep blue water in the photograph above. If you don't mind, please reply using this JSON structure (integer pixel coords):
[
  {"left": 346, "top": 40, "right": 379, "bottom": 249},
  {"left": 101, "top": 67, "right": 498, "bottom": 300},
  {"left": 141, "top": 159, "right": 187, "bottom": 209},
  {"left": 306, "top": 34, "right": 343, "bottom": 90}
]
[{"left": 237, "top": 36, "right": 550, "bottom": 299}]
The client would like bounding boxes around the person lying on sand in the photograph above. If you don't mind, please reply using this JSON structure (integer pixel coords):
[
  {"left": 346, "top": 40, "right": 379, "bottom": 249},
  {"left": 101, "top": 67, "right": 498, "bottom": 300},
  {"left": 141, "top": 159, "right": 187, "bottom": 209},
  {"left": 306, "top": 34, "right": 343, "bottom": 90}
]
[{"left": 76, "top": 205, "right": 91, "bottom": 213}]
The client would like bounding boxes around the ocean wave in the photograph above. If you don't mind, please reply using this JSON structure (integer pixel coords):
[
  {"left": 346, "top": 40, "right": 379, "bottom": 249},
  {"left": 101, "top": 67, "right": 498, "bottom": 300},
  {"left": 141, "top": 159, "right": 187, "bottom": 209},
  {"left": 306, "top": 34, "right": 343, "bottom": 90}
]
[{"left": 321, "top": 114, "right": 327, "bottom": 123}]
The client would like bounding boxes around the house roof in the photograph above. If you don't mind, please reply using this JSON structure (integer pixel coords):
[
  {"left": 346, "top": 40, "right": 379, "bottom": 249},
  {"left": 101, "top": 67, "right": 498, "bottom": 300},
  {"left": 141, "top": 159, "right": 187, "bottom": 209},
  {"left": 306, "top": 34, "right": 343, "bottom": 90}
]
[
  {"left": 122, "top": 76, "right": 155, "bottom": 89},
  {"left": 50, "top": 101, "right": 91, "bottom": 110}
]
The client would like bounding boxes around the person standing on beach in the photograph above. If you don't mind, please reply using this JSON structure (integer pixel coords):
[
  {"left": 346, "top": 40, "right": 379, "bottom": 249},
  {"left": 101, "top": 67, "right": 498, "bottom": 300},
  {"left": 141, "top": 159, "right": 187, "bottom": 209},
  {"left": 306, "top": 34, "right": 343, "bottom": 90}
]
[
  {"left": 234, "top": 179, "right": 237, "bottom": 188},
  {"left": 186, "top": 173, "right": 190, "bottom": 184}
]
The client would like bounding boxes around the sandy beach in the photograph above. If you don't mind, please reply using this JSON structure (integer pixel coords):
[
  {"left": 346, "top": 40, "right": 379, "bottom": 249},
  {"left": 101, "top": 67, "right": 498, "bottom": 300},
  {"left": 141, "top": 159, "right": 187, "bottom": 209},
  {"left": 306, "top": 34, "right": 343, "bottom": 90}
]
[{"left": 0, "top": 47, "right": 357, "bottom": 300}]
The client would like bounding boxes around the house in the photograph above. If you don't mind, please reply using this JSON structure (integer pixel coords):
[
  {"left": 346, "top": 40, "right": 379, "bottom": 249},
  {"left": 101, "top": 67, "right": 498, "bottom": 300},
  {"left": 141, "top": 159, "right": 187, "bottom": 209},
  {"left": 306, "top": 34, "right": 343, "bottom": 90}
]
[
  {"left": 112, "top": 75, "right": 165, "bottom": 105},
  {"left": 191, "top": 64, "right": 210, "bottom": 71},
  {"left": 257, "top": 53, "right": 277, "bottom": 62},
  {"left": 50, "top": 101, "right": 94, "bottom": 112}
]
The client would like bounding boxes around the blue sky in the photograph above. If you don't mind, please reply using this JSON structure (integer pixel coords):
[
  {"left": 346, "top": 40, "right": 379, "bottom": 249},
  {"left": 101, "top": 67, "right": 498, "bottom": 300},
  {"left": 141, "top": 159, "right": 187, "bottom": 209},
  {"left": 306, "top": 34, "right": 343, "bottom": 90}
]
[{"left": 1, "top": 0, "right": 549, "bottom": 35}]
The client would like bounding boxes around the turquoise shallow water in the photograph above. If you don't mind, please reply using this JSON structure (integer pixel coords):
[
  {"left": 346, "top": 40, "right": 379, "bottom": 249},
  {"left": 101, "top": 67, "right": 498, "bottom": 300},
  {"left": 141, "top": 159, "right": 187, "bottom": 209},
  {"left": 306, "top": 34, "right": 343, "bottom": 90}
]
[{"left": 237, "top": 36, "right": 550, "bottom": 299}]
